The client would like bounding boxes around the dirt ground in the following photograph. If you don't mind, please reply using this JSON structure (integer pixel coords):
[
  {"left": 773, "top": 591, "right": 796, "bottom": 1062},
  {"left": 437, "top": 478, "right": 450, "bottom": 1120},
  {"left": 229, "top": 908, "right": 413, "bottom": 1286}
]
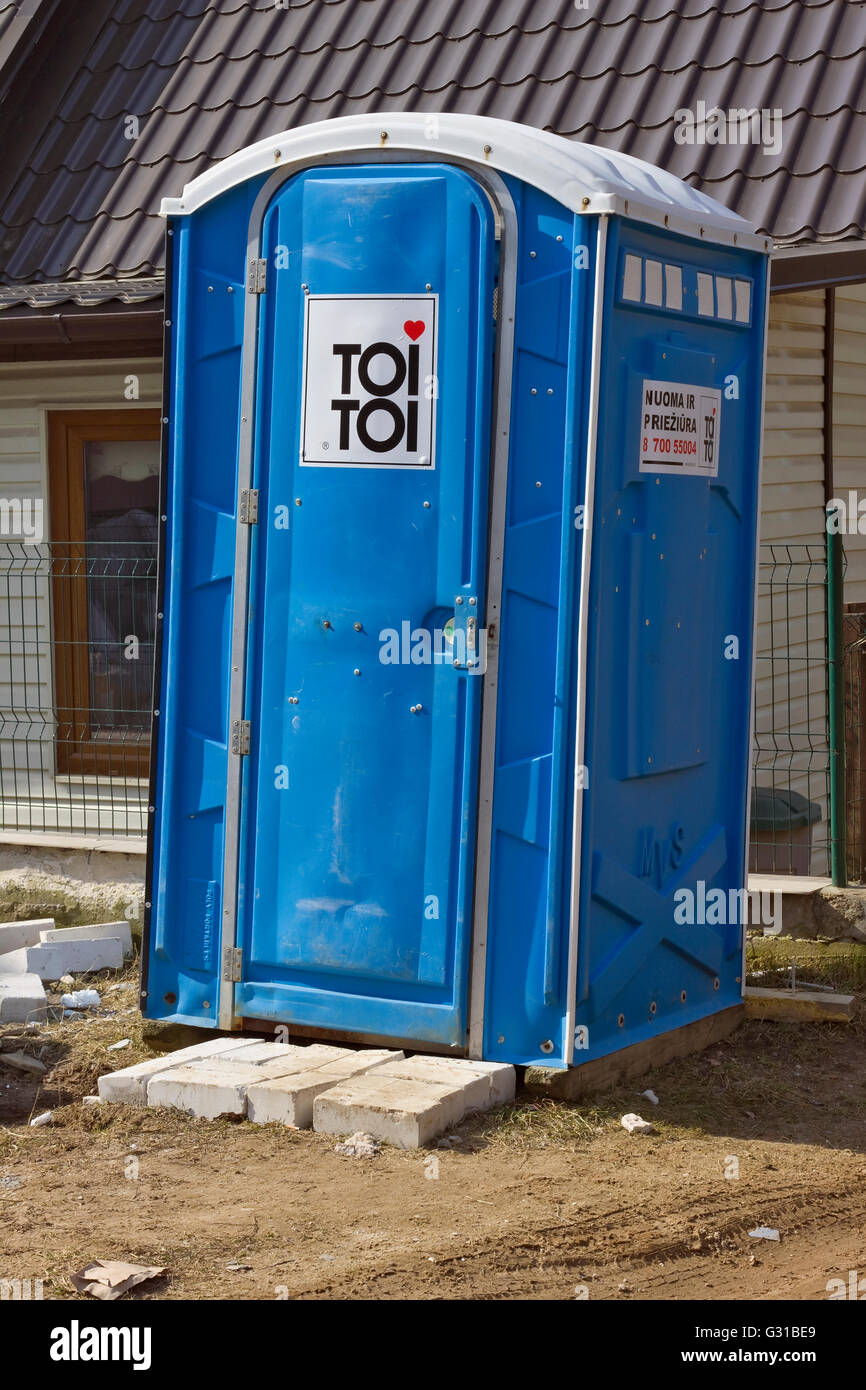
[{"left": 1, "top": 960, "right": 864, "bottom": 1301}]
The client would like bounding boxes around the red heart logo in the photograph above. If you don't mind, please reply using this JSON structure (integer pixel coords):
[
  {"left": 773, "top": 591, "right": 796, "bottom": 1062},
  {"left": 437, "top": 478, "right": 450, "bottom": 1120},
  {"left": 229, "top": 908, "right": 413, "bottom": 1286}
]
[{"left": 403, "top": 320, "right": 425, "bottom": 341}]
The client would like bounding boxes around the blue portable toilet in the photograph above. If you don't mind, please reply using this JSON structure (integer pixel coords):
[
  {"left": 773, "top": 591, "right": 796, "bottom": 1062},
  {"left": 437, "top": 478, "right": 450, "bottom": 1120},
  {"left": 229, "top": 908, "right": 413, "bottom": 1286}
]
[{"left": 142, "top": 114, "right": 769, "bottom": 1072}]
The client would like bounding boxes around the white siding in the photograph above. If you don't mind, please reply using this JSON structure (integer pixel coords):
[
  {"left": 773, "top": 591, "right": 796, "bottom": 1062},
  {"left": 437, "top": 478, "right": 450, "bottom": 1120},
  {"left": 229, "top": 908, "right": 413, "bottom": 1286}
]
[
  {"left": 0, "top": 360, "right": 160, "bottom": 835},
  {"left": 831, "top": 282, "right": 866, "bottom": 605},
  {"left": 755, "top": 291, "right": 829, "bottom": 867}
]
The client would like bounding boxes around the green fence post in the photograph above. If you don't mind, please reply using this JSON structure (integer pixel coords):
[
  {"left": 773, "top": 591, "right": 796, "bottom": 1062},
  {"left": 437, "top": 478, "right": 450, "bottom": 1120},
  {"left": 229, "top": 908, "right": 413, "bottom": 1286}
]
[{"left": 826, "top": 502, "right": 847, "bottom": 887}]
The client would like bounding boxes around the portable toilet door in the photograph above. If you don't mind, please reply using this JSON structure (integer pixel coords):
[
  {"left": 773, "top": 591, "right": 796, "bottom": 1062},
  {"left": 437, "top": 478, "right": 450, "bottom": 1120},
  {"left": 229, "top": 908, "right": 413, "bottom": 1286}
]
[{"left": 142, "top": 114, "right": 769, "bottom": 1073}]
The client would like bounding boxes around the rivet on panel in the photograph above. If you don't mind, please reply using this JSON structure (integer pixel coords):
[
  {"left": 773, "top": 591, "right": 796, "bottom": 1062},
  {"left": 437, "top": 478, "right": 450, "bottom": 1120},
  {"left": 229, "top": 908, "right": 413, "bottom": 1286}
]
[
  {"left": 295, "top": 498, "right": 302, "bottom": 506},
  {"left": 713, "top": 977, "right": 720, "bottom": 990},
  {"left": 353, "top": 622, "right": 362, "bottom": 631},
  {"left": 547, "top": 388, "right": 553, "bottom": 395},
  {"left": 536, "top": 481, "right": 542, "bottom": 488},
  {"left": 322, "top": 619, "right": 332, "bottom": 629},
  {"left": 617, "top": 1013, "right": 625, "bottom": 1028},
  {"left": 647, "top": 756, "right": 652, "bottom": 765},
  {"left": 581, "top": 197, "right": 590, "bottom": 208},
  {"left": 680, "top": 990, "right": 687, "bottom": 1003},
  {"left": 207, "top": 285, "right": 214, "bottom": 293},
  {"left": 529, "top": 251, "right": 537, "bottom": 259},
  {"left": 540, "top": 1039, "right": 554, "bottom": 1054},
  {"left": 531, "top": 387, "right": 537, "bottom": 395},
  {"left": 227, "top": 286, "right": 233, "bottom": 294},
  {"left": 423, "top": 500, "right": 431, "bottom": 507},
  {"left": 425, "top": 282, "right": 432, "bottom": 291},
  {"left": 469, "top": 597, "right": 476, "bottom": 605},
  {"left": 354, "top": 669, "right": 361, "bottom": 676},
  {"left": 650, "top": 1001, "right": 657, "bottom": 1015},
  {"left": 456, "top": 596, "right": 463, "bottom": 605},
  {"left": 662, "top": 352, "right": 666, "bottom": 359},
  {"left": 556, "top": 234, "right": 563, "bottom": 242}
]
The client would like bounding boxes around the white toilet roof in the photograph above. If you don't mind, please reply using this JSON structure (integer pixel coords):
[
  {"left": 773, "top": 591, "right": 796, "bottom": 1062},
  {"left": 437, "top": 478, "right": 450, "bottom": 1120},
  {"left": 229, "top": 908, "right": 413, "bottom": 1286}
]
[{"left": 160, "top": 111, "right": 767, "bottom": 253}]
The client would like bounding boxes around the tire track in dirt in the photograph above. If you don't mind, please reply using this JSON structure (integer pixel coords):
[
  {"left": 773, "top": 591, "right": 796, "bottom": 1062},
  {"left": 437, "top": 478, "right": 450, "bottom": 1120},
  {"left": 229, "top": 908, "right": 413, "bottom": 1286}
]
[{"left": 291, "top": 1182, "right": 866, "bottom": 1300}]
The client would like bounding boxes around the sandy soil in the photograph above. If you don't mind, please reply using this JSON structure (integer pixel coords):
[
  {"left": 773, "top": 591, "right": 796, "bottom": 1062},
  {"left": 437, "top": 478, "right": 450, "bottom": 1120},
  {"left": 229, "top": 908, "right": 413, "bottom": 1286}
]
[{"left": 1, "top": 974, "right": 864, "bottom": 1301}]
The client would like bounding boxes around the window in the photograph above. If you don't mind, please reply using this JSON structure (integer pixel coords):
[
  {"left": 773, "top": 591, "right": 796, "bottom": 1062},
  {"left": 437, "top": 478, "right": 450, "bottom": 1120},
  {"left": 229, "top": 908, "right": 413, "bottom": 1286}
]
[{"left": 48, "top": 410, "right": 160, "bottom": 778}]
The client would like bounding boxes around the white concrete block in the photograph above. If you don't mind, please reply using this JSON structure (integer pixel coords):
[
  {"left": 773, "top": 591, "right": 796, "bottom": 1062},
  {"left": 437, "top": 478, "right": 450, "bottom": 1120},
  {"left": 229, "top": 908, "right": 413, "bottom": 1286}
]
[
  {"left": 0, "top": 972, "right": 48, "bottom": 1023},
  {"left": 313, "top": 1074, "right": 468, "bottom": 1148},
  {"left": 40, "top": 921, "right": 133, "bottom": 957},
  {"left": 1, "top": 938, "right": 124, "bottom": 980},
  {"left": 379, "top": 1055, "right": 516, "bottom": 1107},
  {"left": 147, "top": 1063, "right": 261, "bottom": 1118},
  {"left": 247, "top": 1049, "right": 403, "bottom": 1128},
  {"left": 374, "top": 1057, "right": 492, "bottom": 1113},
  {"left": 217, "top": 1041, "right": 350, "bottom": 1067},
  {"left": 459, "top": 1058, "right": 517, "bottom": 1105},
  {"left": 97, "top": 1037, "right": 261, "bottom": 1105},
  {"left": 145, "top": 1047, "right": 350, "bottom": 1118},
  {"left": 0, "top": 919, "right": 55, "bottom": 955}
]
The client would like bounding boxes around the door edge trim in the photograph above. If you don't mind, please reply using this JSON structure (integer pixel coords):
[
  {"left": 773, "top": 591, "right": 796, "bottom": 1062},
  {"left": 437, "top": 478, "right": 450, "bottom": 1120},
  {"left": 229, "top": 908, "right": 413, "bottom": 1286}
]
[
  {"left": 564, "top": 214, "right": 609, "bottom": 1066},
  {"left": 465, "top": 169, "right": 518, "bottom": 1060}
]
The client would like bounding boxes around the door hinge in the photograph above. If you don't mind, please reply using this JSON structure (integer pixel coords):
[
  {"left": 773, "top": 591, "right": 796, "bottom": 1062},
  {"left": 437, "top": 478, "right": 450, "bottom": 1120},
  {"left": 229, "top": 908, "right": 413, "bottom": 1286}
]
[
  {"left": 230, "top": 718, "right": 251, "bottom": 755},
  {"left": 222, "top": 946, "right": 243, "bottom": 983},
  {"left": 238, "top": 488, "right": 259, "bottom": 524},
  {"left": 247, "top": 257, "right": 267, "bottom": 294}
]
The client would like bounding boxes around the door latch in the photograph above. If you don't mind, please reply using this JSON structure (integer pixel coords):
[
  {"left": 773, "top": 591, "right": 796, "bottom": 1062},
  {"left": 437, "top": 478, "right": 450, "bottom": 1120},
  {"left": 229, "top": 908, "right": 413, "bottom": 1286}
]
[{"left": 452, "top": 596, "right": 482, "bottom": 670}]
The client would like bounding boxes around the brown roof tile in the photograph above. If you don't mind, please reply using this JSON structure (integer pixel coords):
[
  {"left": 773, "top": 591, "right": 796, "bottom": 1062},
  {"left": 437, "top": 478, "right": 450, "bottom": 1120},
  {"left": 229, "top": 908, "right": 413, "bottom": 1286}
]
[{"left": 0, "top": 0, "right": 862, "bottom": 285}]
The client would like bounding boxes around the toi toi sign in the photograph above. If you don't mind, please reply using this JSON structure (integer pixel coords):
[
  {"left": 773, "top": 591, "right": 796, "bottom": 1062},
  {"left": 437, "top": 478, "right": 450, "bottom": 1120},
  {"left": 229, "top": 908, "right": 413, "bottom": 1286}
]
[{"left": 301, "top": 294, "right": 438, "bottom": 467}]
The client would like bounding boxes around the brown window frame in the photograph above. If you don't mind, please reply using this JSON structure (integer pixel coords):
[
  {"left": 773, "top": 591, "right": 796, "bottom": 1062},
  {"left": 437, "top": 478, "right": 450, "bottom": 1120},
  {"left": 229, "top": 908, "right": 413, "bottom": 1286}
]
[{"left": 48, "top": 408, "right": 161, "bottom": 779}]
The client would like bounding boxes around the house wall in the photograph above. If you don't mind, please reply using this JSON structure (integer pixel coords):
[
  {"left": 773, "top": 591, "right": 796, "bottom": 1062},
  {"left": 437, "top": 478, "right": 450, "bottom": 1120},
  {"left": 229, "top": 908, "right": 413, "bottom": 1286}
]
[
  {"left": 0, "top": 358, "right": 160, "bottom": 838},
  {"left": 831, "top": 282, "right": 866, "bottom": 602},
  {"left": 754, "top": 289, "right": 828, "bottom": 867}
]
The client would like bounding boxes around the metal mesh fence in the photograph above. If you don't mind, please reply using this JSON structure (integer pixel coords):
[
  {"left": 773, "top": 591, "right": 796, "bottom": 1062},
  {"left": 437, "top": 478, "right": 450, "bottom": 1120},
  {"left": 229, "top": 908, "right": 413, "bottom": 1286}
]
[
  {"left": 0, "top": 540, "right": 156, "bottom": 838},
  {"left": 751, "top": 542, "right": 832, "bottom": 877}
]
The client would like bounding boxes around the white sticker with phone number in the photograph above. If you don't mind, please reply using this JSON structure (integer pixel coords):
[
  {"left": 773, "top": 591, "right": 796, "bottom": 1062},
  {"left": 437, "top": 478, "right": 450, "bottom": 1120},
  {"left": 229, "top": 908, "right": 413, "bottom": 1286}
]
[{"left": 639, "top": 378, "right": 721, "bottom": 477}]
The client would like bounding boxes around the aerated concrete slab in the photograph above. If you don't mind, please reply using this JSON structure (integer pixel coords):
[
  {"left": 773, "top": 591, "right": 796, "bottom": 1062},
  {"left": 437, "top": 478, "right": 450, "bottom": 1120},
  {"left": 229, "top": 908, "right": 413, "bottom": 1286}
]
[
  {"left": 247, "top": 1049, "right": 403, "bottom": 1128},
  {"left": 146, "top": 1045, "right": 353, "bottom": 1118},
  {"left": 1, "top": 937, "right": 124, "bottom": 980},
  {"left": 0, "top": 919, "right": 55, "bottom": 956},
  {"left": 313, "top": 1056, "right": 517, "bottom": 1147},
  {"left": 313, "top": 1073, "right": 469, "bottom": 1148},
  {"left": 374, "top": 1055, "right": 516, "bottom": 1108},
  {"left": 97, "top": 1037, "right": 263, "bottom": 1105},
  {"left": 0, "top": 971, "right": 48, "bottom": 1023},
  {"left": 100, "top": 1039, "right": 517, "bottom": 1143},
  {"left": 40, "top": 921, "right": 134, "bottom": 957}
]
